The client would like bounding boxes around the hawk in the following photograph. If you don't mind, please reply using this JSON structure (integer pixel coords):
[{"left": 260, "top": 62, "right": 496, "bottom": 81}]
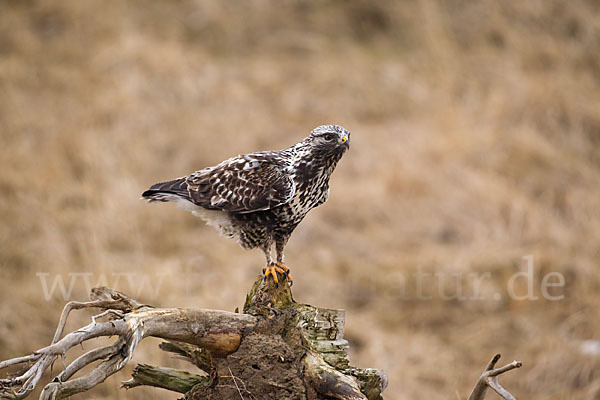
[{"left": 142, "top": 125, "right": 350, "bottom": 284}]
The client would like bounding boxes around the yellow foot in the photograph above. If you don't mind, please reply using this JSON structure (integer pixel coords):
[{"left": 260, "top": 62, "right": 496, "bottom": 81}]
[
  {"left": 275, "top": 262, "right": 293, "bottom": 286},
  {"left": 262, "top": 263, "right": 293, "bottom": 285}
]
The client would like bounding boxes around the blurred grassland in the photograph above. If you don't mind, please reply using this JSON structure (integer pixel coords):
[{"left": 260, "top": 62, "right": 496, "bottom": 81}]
[{"left": 1, "top": 0, "right": 600, "bottom": 399}]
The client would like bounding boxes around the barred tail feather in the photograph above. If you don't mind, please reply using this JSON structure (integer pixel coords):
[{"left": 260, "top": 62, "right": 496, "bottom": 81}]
[{"left": 141, "top": 178, "right": 189, "bottom": 203}]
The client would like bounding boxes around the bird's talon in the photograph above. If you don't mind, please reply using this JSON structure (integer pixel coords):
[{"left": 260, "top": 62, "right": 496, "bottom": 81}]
[
  {"left": 263, "top": 265, "right": 281, "bottom": 284},
  {"left": 275, "top": 262, "right": 293, "bottom": 285},
  {"left": 263, "top": 263, "right": 293, "bottom": 285}
]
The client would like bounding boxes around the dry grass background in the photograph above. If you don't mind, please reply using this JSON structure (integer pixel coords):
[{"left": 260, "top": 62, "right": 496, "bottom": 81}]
[{"left": 1, "top": 0, "right": 600, "bottom": 399}]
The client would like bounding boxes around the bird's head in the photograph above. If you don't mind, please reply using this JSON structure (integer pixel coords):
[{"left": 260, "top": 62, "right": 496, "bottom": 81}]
[{"left": 306, "top": 125, "right": 351, "bottom": 156}]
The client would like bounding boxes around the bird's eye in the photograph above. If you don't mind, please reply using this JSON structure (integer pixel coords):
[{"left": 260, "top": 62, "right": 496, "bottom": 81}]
[{"left": 324, "top": 134, "right": 334, "bottom": 141}]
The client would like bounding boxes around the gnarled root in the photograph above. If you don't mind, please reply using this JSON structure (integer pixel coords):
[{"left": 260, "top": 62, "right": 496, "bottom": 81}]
[{"left": 0, "top": 287, "right": 256, "bottom": 400}]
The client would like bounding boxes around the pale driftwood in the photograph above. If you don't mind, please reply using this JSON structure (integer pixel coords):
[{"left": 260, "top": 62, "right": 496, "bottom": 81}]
[
  {"left": 467, "top": 354, "right": 522, "bottom": 400},
  {"left": 0, "top": 286, "right": 256, "bottom": 400},
  {"left": 0, "top": 275, "right": 521, "bottom": 399}
]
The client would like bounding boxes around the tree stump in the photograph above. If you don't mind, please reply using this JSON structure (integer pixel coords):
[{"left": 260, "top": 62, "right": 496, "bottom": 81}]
[{"left": 175, "top": 276, "right": 387, "bottom": 400}]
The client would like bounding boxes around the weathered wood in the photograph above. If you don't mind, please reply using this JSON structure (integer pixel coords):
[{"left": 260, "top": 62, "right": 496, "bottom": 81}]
[
  {"left": 159, "top": 341, "right": 214, "bottom": 374},
  {"left": 0, "top": 288, "right": 258, "bottom": 400},
  {"left": 303, "top": 351, "right": 366, "bottom": 400},
  {"left": 138, "top": 308, "right": 256, "bottom": 356},
  {"left": 122, "top": 364, "right": 208, "bottom": 393}
]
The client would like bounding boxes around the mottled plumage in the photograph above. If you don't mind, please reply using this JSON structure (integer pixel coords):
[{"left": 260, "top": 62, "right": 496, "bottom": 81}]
[{"left": 142, "top": 125, "right": 350, "bottom": 281}]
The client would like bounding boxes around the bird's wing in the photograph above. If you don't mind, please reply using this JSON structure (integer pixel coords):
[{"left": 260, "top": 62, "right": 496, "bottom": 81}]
[{"left": 186, "top": 151, "right": 296, "bottom": 213}]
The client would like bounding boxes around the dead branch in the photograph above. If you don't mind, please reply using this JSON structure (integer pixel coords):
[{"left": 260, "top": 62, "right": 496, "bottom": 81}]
[
  {"left": 0, "top": 287, "right": 256, "bottom": 399},
  {"left": 467, "top": 354, "right": 522, "bottom": 400},
  {"left": 158, "top": 341, "right": 214, "bottom": 374},
  {"left": 303, "top": 351, "right": 367, "bottom": 400},
  {"left": 122, "top": 364, "right": 208, "bottom": 393}
]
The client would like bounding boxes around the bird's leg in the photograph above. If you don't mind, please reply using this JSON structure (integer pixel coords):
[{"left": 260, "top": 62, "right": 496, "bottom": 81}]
[
  {"left": 275, "top": 238, "right": 293, "bottom": 285},
  {"left": 261, "top": 241, "right": 286, "bottom": 284}
]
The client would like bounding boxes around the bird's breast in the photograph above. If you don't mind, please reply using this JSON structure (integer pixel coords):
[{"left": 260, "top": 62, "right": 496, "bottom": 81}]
[{"left": 280, "top": 174, "right": 329, "bottom": 219}]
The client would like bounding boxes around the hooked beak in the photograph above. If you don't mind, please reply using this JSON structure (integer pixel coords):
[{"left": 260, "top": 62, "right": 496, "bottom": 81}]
[{"left": 338, "top": 135, "right": 350, "bottom": 149}]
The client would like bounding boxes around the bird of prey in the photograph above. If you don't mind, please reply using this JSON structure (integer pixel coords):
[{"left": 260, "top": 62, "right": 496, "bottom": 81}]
[{"left": 142, "top": 125, "right": 350, "bottom": 284}]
